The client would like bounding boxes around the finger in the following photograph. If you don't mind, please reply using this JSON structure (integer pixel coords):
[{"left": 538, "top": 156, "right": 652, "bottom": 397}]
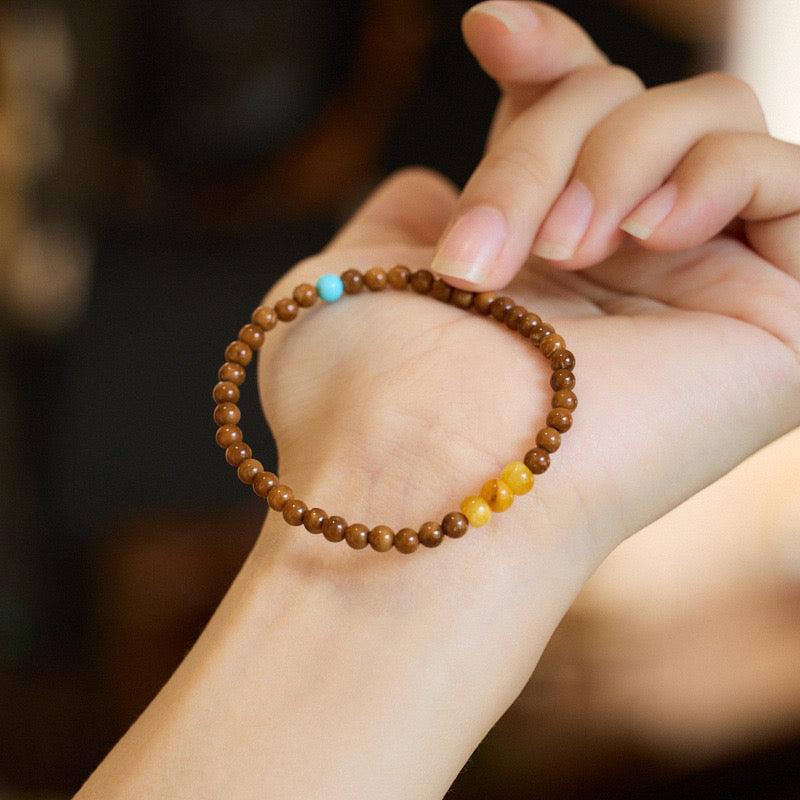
[
  {"left": 430, "top": 64, "right": 643, "bottom": 289},
  {"left": 531, "top": 72, "right": 768, "bottom": 270}
]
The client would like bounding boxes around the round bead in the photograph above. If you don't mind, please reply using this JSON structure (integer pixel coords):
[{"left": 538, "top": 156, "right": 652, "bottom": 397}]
[
  {"left": 430, "top": 278, "right": 452, "bottom": 303},
  {"left": 293, "top": 283, "right": 317, "bottom": 307},
  {"left": 500, "top": 461, "right": 534, "bottom": 495},
  {"left": 322, "top": 515, "right": 347, "bottom": 542},
  {"left": 218, "top": 361, "right": 245, "bottom": 385},
  {"left": 410, "top": 269, "right": 434, "bottom": 294},
  {"left": 364, "top": 267, "right": 388, "bottom": 291},
  {"left": 547, "top": 407, "right": 573, "bottom": 433},
  {"left": 539, "top": 333, "right": 566, "bottom": 357},
  {"left": 341, "top": 269, "right": 364, "bottom": 294},
  {"left": 442, "top": 511, "right": 469, "bottom": 538},
  {"left": 480, "top": 478, "right": 514, "bottom": 512},
  {"left": 474, "top": 292, "right": 497, "bottom": 314},
  {"left": 345, "top": 523, "right": 370, "bottom": 549},
  {"left": 531, "top": 322, "right": 555, "bottom": 344},
  {"left": 550, "top": 369, "right": 576, "bottom": 391},
  {"left": 460, "top": 496, "right": 492, "bottom": 527},
  {"left": 215, "top": 424, "right": 242, "bottom": 448},
  {"left": 490, "top": 296, "right": 515, "bottom": 322},
  {"left": 252, "top": 470, "right": 278, "bottom": 498},
  {"left": 251, "top": 306, "right": 277, "bottom": 331},
  {"left": 394, "top": 527, "right": 420, "bottom": 554},
  {"left": 316, "top": 273, "right": 344, "bottom": 303},
  {"left": 552, "top": 389, "right": 578, "bottom": 411},
  {"left": 369, "top": 525, "right": 395, "bottom": 552},
  {"left": 450, "top": 289, "right": 474, "bottom": 309},
  {"left": 536, "top": 427, "right": 561, "bottom": 453},
  {"left": 225, "top": 441, "right": 252, "bottom": 467},
  {"left": 506, "top": 305, "right": 528, "bottom": 330},
  {"left": 237, "top": 458, "right": 263, "bottom": 484},
  {"left": 418, "top": 521, "right": 444, "bottom": 548},
  {"left": 518, "top": 312, "right": 543, "bottom": 337},
  {"left": 304, "top": 508, "right": 328, "bottom": 534},
  {"left": 213, "top": 380, "right": 240, "bottom": 404},
  {"left": 524, "top": 448, "right": 551, "bottom": 475},
  {"left": 283, "top": 498, "right": 307, "bottom": 526},
  {"left": 275, "top": 298, "right": 299, "bottom": 321},
  {"left": 267, "top": 484, "right": 293, "bottom": 511},
  {"left": 225, "top": 340, "right": 253, "bottom": 366},
  {"left": 387, "top": 265, "right": 411, "bottom": 289},
  {"left": 238, "top": 323, "right": 265, "bottom": 350},
  {"left": 213, "top": 402, "right": 240, "bottom": 426},
  {"left": 550, "top": 349, "right": 575, "bottom": 370}
]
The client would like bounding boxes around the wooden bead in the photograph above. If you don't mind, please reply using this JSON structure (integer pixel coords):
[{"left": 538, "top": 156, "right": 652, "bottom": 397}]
[
  {"left": 213, "top": 380, "right": 240, "bottom": 404},
  {"left": 238, "top": 323, "right": 265, "bottom": 350},
  {"left": 387, "top": 265, "right": 411, "bottom": 289},
  {"left": 252, "top": 470, "right": 278, "bottom": 498},
  {"left": 536, "top": 427, "right": 561, "bottom": 453},
  {"left": 531, "top": 322, "right": 555, "bottom": 344},
  {"left": 550, "top": 349, "right": 575, "bottom": 370},
  {"left": 394, "top": 527, "right": 420, "bottom": 554},
  {"left": 552, "top": 388, "right": 578, "bottom": 411},
  {"left": 237, "top": 458, "right": 263, "bottom": 484},
  {"left": 225, "top": 441, "right": 252, "bottom": 467},
  {"left": 251, "top": 305, "right": 277, "bottom": 331},
  {"left": 524, "top": 448, "right": 550, "bottom": 474},
  {"left": 213, "top": 402, "right": 240, "bottom": 426},
  {"left": 450, "top": 289, "right": 474, "bottom": 309},
  {"left": 460, "top": 496, "right": 492, "bottom": 527},
  {"left": 518, "top": 312, "right": 542, "bottom": 337},
  {"left": 500, "top": 461, "right": 533, "bottom": 495},
  {"left": 341, "top": 269, "right": 364, "bottom": 293},
  {"left": 539, "top": 333, "right": 566, "bottom": 357},
  {"left": 345, "top": 523, "right": 370, "bottom": 549},
  {"left": 283, "top": 498, "right": 307, "bottom": 526},
  {"left": 480, "top": 478, "right": 514, "bottom": 512},
  {"left": 490, "top": 296, "right": 515, "bottom": 322},
  {"left": 364, "top": 267, "right": 388, "bottom": 291},
  {"left": 225, "top": 340, "right": 253, "bottom": 366},
  {"left": 442, "top": 511, "right": 469, "bottom": 538},
  {"left": 410, "top": 269, "right": 434, "bottom": 294},
  {"left": 275, "top": 298, "right": 299, "bottom": 321},
  {"left": 474, "top": 292, "right": 497, "bottom": 314},
  {"left": 505, "top": 305, "right": 528, "bottom": 330},
  {"left": 323, "top": 515, "right": 347, "bottom": 542},
  {"left": 293, "top": 283, "right": 317, "bottom": 307},
  {"left": 430, "top": 278, "right": 452, "bottom": 303},
  {"left": 218, "top": 361, "right": 245, "bottom": 385},
  {"left": 550, "top": 369, "right": 576, "bottom": 391},
  {"left": 418, "top": 521, "right": 444, "bottom": 548},
  {"left": 215, "top": 424, "right": 242, "bottom": 448},
  {"left": 267, "top": 484, "right": 293, "bottom": 511},
  {"left": 547, "top": 407, "right": 573, "bottom": 433},
  {"left": 369, "top": 525, "right": 395, "bottom": 552},
  {"left": 304, "top": 508, "right": 328, "bottom": 534}
]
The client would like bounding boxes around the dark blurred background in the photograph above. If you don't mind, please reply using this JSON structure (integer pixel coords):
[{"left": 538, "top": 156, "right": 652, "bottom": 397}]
[{"left": 1, "top": 1, "right": 799, "bottom": 797}]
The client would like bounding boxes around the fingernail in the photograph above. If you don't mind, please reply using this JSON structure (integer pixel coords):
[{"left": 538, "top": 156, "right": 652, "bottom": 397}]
[
  {"left": 467, "top": 1, "right": 540, "bottom": 33},
  {"left": 431, "top": 204, "right": 507, "bottom": 285},
  {"left": 620, "top": 182, "right": 678, "bottom": 240},
  {"left": 532, "top": 179, "right": 594, "bottom": 261}
]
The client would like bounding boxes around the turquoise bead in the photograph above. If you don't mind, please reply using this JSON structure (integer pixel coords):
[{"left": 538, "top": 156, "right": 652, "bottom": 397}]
[{"left": 316, "top": 273, "right": 344, "bottom": 303}]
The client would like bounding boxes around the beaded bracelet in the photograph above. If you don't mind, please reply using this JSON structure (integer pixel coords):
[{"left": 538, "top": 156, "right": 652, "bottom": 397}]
[{"left": 213, "top": 266, "right": 577, "bottom": 554}]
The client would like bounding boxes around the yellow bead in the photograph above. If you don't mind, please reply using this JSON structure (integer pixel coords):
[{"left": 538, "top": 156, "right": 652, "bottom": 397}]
[
  {"left": 460, "top": 495, "right": 492, "bottom": 527},
  {"left": 480, "top": 478, "right": 514, "bottom": 512},
  {"left": 500, "top": 461, "right": 534, "bottom": 495}
]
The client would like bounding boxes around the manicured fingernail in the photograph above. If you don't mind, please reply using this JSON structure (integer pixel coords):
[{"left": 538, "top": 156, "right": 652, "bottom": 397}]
[
  {"left": 467, "top": 1, "right": 540, "bottom": 33},
  {"left": 620, "top": 182, "right": 678, "bottom": 240},
  {"left": 431, "top": 204, "right": 507, "bottom": 285},
  {"left": 532, "top": 179, "right": 594, "bottom": 261}
]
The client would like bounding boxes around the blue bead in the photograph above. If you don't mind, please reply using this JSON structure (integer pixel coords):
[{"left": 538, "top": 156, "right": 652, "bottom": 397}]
[{"left": 316, "top": 273, "right": 344, "bottom": 303}]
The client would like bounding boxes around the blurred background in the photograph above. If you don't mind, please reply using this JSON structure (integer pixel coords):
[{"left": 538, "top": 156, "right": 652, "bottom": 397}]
[{"left": 1, "top": 0, "right": 798, "bottom": 797}]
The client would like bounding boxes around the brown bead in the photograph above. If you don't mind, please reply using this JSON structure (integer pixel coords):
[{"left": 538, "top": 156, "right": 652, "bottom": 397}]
[
  {"left": 442, "top": 511, "right": 469, "bottom": 538},
  {"left": 387, "top": 265, "right": 411, "bottom": 289},
  {"left": 552, "top": 388, "right": 578, "bottom": 411},
  {"left": 303, "top": 507, "right": 328, "bottom": 534},
  {"left": 531, "top": 322, "right": 555, "bottom": 344},
  {"left": 251, "top": 306, "right": 277, "bottom": 331},
  {"left": 225, "top": 441, "right": 252, "bottom": 467},
  {"left": 369, "top": 525, "right": 395, "bottom": 552},
  {"left": 539, "top": 333, "right": 566, "bottom": 357},
  {"left": 237, "top": 458, "right": 264, "bottom": 484},
  {"left": 547, "top": 407, "right": 573, "bottom": 433},
  {"left": 536, "top": 427, "right": 561, "bottom": 453},
  {"left": 218, "top": 361, "right": 245, "bottom": 385},
  {"left": 213, "top": 380, "right": 240, "bottom": 404},
  {"left": 225, "top": 340, "right": 253, "bottom": 366},
  {"left": 215, "top": 424, "right": 242, "bottom": 448},
  {"left": 267, "top": 484, "right": 293, "bottom": 511},
  {"left": 275, "top": 297, "right": 299, "bottom": 321},
  {"left": 550, "top": 369, "right": 576, "bottom": 391},
  {"left": 213, "top": 402, "right": 241, "bottom": 426},
  {"left": 550, "top": 349, "right": 575, "bottom": 371},
  {"left": 518, "top": 312, "right": 543, "bottom": 337},
  {"left": 394, "top": 527, "right": 419, "bottom": 554},
  {"left": 474, "top": 292, "right": 497, "bottom": 314},
  {"left": 364, "top": 267, "right": 388, "bottom": 291},
  {"left": 238, "top": 323, "right": 265, "bottom": 350},
  {"left": 490, "top": 295, "right": 515, "bottom": 322},
  {"left": 524, "top": 448, "right": 551, "bottom": 474},
  {"left": 450, "top": 289, "right": 474, "bottom": 309},
  {"left": 292, "top": 283, "right": 317, "bottom": 307},
  {"left": 505, "top": 305, "right": 528, "bottom": 330},
  {"left": 252, "top": 470, "right": 278, "bottom": 498},
  {"left": 322, "top": 515, "right": 347, "bottom": 542},
  {"left": 430, "top": 278, "right": 452, "bottom": 303},
  {"left": 410, "top": 269, "right": 434, "bottom": 293},
  {"left": 341, "top": 269, "right": 364, "bottom": 294},
  {"left": 345, "top": 523, "right": 370, "bottom": 550},
  {"left": 283, "top": 498, "right": 307, "bottom": 526},
  {"left": 418, "top": 521, "right": 444, "bottom": 548}
]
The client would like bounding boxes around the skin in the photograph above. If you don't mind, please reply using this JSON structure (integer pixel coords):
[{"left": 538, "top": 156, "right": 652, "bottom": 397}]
[{"left": 76, "top": 3, "right": 800, "bottom": 798}]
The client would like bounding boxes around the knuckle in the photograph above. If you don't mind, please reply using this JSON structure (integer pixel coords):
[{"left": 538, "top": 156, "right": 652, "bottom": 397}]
[
  {"left": 482, "top": 147, "right": 554, "bottom": 192},
  {"left": 699, "top": 71, "right": 766, "bottom": 123},
  {"left": 570, "top": 63, "right": 645, "bottom": 98},
  {"left": 382, "top": 166, "right": 456, "bottom": 199}
]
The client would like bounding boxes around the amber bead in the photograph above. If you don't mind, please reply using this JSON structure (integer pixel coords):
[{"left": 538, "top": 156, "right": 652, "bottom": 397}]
[
  {"left": 252, "top": 470, "right": 278, "bottom": 498},
  {"left": 341, "top": 269, "right": 364, "bottom": 293},
  {"left": 550, "top": 349, "right": 575, "bottom": 371},
  {"left": 490, "top": 295, "right": 515, "bottom": 322},
  {"left": 213, "top": 380, "right": 240, "bottom": 404},
  {"left": 238, "top": 323, "right": 265, "bottom": 350},
  {"left": 430, "top": 278, "right": 452, "bottom": 303},
  {"left": 283, "top": 498, "right": 307, "bottom": 526},
  {"left": 552, "top": 388, "right": 578, "bottom": 411},
  {"left": 215, "top": 424, "right": 242, "bottom": 448},
  {"left": 387, "top": 265, "right": 411, "bottom": 289},
  {"left": 524, "top": 448, "right": 551, "bottom": 474},
  {"left": 293, "top": 283, "right": 317, "bottom": 307},
  {"left": 536, "top": 427, "right": 561, "bottom": 453},
  {"left": 267, "top": 484, "right": 293, "bottom": 511},
  {"left": 450, "top": 289, "right": 474, "bottom": 309},
  {"left": 418, "top": 521, "right": 444, "bottom": 548},
  {"left": 236, "top": 458, "right": 262, "bottom": 484},
  {"left": 500, "top": 461, "right": 534, "bottom": 495},
  {"left": 251, "top": 306, "right": 277, "bottom": 331},
  {"left": 213, "top": 402, "right": 241, "bottom": 426},
  {"left": 474, "top": 292, "right": 497, "bottom": 314},
  {"left": 345, "top": 523, "right": 370, "bottom": 549},
  {"left": 547, "top": 407, "right": 573, "bottom": 433},
  {"left": 531, "top": 322, "right": 555, "bottom": 344},
  {"left": 394, "top": 527, "right": 420, "bottom": 554},
  {"left": 322, "top": 515, "right": 347, "bottom": 542},
  {"left": 275, "top": 298, "right": 299, "bottom": 321},
  {"left": 539, "top": 333, "right": 566, "bottom": 357},
  {"left": 369, "top": 525, "right": 395, "bottom": 552},
  {"left": 225, "top": 441, "right": 252, "bottom": 467},
  {"left": 518, "top": 312, "right": 543, "bottom": 337},
  {"left": 460, "top": 496, "right": 492, "bottom": 527},
  {"left": 505, "top": 305, "right": 528, "bottom": 330},
  {"left": 410, "top": 269, "right": 434, "bottom": 293},
  {"left": 442, "top": 511, "right": 469, "bottom": 538},
  {"left": 364, "top": 267, "right": 388, "bottom": 291},
  {"left": 218, "top": 361, "right": 245, "bottom": 386},
  {"left": 480, "top": 478, "right": 514, "bottom": 512},
  {"left": 304, "top": 508, "right": 327, "bottom": 534},
  {"left": 225, "top": 340, "right": 253, "bottom": 366},
  {"left": 550, "top": 369, "right": 576, "bottom": 391}
]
